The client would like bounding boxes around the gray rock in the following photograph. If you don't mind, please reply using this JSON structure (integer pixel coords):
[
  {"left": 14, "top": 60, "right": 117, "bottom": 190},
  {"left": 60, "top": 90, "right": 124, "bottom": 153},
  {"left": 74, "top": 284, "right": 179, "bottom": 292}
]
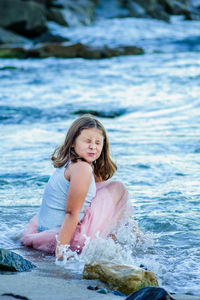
[
  {"left": 33, "top": 32, "right": 69, "bottom": 44},
  {"left": 148, "top": 4, "right": 170, "bottom": 22},
  {"left": 0, "top": 248, "right": 36, "bottom": 272},
  {"left": 125, "top": 286, "right": 175, "bottom": 300},
  {"left": 127, "top": 1, "right": 148, "bottom": 18},
  {"left": 95, "top": 0, "right": 130, "bottom": 19},
  {"left": 47, "top": 7, "right": 69, "bottom": 26},
  {"left": 151, "top": 0, "right": 200, "bottom": 20},
  {"left": 58, "top": 0, "right": 98, "bottom": 26},
  {"left": 133, "top": 0, "right": 158, "bottom": 13},
  {"left": 119, "top": 0, "right": 200, "bottom": 21},
  {"left": 0, "top": 27, "right": 31, "bottom": 45},
  {"left": 0, "top": 0, "right": 47, "bottom": 37},
  {"left": 160, "top": 0, "right": 200, "bottom": 18}
]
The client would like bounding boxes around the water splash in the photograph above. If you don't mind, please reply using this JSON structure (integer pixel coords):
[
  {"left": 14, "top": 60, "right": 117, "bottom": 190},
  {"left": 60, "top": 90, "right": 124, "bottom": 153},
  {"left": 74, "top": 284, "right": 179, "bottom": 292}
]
[{"left": 55, "top": 219, "right": 159, "bottom": 277}]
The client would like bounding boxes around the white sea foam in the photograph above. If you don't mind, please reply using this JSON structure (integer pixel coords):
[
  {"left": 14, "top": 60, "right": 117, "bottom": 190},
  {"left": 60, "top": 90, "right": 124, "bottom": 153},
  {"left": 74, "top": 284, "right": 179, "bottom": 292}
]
[{"left": 55, "top": 219, "right": 159, "bottom": 278}]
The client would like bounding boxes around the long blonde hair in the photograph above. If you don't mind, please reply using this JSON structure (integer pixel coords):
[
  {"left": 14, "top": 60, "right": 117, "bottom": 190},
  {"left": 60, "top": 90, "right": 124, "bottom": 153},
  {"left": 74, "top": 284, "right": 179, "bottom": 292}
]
[{"left": 51, "top": 114, "right": 117, "bottom": 180}]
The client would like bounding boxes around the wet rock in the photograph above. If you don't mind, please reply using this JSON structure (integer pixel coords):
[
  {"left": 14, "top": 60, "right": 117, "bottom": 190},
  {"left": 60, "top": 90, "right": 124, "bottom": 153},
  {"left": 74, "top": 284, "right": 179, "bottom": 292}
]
[
  {"left": 148, "top": 4, "right": 170, "bottom": 22},
  {"left": 82, "top": 45, "right": 144, "bottom": 59},
  {"left": 74, "top": 109, "right": 127, "bottom": 118},
  {"left": 0, "top": 66, "right": 19, "bottom": 70},
  {"left": 26, "top": 42, "right": 84, "bottom": 58},
  {"left": 0, "top": 42, "right": 141, "bottom": 59},
  {"left": 0, "top": 248, "right": 36, "bottom": 272},
  {"left": 24, "top": 42, "right": 144, "bottom": 59},
  {"left": 0, "top": 0, "right": 198, "bottom": 49},
  {"left": 55, "top": 0, "right": 98, "bottom": 27},
  {"left": 133, "top": 0, "right": 170, "bottom": 21},
  {"left": 47, "top": 7, "right": 69, "bottom": 26},
  {"left": 127, "top": 1, "right": 148, "bottom": 18},
  {"left": 48, "top": 0, "right": 65, "bottom": 9},
  {"left": 31, "top": 0, "right": 50, "bottom": 6},
  {"left": 83, "top": 260, "right": 158, "bottom": 295},
  {"left": 160, "top": 0, "right": 200, "bottom": 20},
  {"left": 0, "top": 27, "right": 31, "bottom": 45},
  {"left": 112, "top": 290, "right": 126, "bottom": 296},
  {"left": 0, "top": 0, "right": 47, "bottom": 37},
  {"left": 0, "top": 47, "right": 27, "bottom": 58},
  {"left": 33, "top": 32, "right": 69, "bottom": 44},
  {"left": 125, "top": 286, "right": 175, "bottom": 300},
  {"left": 119, "top": 0, "right": 167, "bottom": 21},
  {"left": 1, "top": 293, "right": 30, "bottom": 300},
  {"left": 87, "top": 285, "right": 99, "bottom": 290},
  {"left": 119, "top": 0, "right": 200, "bottom": 21},
  {"left": 97, "top": 288, "right": 109, "bottom": 294},
  {"left": 139, "top": 264, "right": 148, "bottom": 271}
]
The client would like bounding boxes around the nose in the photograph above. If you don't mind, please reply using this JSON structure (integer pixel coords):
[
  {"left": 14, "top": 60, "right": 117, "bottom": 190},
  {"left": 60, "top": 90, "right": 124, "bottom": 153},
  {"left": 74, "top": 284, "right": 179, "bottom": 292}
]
[{"left": 89, "top": 142, "right": 96, "bottom": 149}]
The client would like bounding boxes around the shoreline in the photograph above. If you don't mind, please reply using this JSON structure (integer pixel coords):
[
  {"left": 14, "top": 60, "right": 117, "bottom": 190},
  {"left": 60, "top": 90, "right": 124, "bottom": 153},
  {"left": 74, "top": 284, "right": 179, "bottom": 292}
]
[
  {"left": 1, "top": 272, "right": 200, "bottom": 300},
  {"left": 0, "top": 248, "right": 200, "bottom": 300}
]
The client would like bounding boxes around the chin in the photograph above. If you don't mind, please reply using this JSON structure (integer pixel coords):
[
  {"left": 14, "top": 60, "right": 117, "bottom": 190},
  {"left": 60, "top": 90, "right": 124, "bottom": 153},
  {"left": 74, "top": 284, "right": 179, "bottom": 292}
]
[{"left": 86, "top": 157, "right": 96, "bottom": 163}]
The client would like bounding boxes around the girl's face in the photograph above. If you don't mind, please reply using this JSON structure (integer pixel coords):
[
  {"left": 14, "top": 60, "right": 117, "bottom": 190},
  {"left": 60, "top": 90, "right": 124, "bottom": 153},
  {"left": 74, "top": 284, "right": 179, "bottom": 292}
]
[{"left": 73, "top": 128, "right": 104, "bottom": 164}]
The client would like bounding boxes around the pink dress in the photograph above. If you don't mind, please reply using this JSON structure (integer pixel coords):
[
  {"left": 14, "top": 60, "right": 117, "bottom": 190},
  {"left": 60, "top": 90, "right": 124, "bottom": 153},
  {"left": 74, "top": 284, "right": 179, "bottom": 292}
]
[{"left": 21, "top": 180, "right": 129, "bottom": 254}]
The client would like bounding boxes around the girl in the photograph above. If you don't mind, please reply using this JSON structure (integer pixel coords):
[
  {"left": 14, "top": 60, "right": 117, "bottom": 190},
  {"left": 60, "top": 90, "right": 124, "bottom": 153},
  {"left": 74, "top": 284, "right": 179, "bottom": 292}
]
[{"left": 21, "top": 114, "right": 130, "bottom": 258}]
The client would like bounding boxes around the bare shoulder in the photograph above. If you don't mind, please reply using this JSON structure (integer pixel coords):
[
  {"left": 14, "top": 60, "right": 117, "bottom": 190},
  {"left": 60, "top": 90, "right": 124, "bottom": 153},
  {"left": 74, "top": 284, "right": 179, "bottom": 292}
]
[{"left": 70, "top": 161, "right": 92, "bottom": 178}]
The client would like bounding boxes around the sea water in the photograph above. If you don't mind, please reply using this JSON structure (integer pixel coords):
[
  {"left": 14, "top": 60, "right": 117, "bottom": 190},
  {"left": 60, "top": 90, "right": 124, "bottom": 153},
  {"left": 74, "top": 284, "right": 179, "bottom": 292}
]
[{"left": 0, "top": 16, "right": 200, "bottom": 295}]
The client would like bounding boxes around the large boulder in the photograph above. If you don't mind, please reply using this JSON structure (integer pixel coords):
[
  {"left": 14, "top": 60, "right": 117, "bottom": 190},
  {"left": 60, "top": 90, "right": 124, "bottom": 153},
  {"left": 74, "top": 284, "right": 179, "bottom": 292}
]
[
  {"left": 0, "top": 0, "right": 47, "bottom": 37},
  {"left": 0, "top": 27, "right": 31, "bottom": 45},
  {"left": 83, "top": 260, "right": 158, "bottom": 295},
  {"left": 0, "top": 249, "right": 36, "bottom": 272}
]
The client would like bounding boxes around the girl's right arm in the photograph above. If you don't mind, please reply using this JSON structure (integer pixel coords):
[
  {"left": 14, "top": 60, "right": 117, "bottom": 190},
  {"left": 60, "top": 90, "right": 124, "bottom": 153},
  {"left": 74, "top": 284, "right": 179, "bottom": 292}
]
[{"left": 56, "top": 161, "right": 92, "bottom": 259}]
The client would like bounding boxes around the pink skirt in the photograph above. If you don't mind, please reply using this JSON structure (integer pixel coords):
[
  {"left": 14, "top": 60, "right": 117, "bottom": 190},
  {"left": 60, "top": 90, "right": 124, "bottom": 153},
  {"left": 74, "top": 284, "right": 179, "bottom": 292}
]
[{"left": 21, "top": 180, "right": 129, "bottom": 254}]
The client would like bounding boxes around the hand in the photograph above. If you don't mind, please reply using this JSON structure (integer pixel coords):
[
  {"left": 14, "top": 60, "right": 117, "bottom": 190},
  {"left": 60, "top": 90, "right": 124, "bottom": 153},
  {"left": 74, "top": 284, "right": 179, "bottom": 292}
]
[
  {"left": 55, "top": 243, "right": 74, "bottom": 261},
  {"left": 55, "top": 244, "right": 64, "bottom": 261}
]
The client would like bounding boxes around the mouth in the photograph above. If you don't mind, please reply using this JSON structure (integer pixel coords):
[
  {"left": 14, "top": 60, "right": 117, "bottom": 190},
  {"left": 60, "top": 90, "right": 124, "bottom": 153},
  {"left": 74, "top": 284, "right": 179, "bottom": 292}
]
[{"left": 88, "top": 153, "right": 95, "bottom": 157}]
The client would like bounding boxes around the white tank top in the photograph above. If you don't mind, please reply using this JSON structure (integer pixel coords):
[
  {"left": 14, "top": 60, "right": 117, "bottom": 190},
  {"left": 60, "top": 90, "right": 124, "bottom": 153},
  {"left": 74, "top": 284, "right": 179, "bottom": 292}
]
[{"left": 37, "top": 162, "right": 96, "bottom": 231}]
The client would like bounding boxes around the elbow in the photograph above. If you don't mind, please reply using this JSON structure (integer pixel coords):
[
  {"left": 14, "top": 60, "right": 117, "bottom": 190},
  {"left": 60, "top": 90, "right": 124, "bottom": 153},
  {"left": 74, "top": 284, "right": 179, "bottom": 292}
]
[{"left": 65, "top": 209, "right": 79, "bottom": 220}]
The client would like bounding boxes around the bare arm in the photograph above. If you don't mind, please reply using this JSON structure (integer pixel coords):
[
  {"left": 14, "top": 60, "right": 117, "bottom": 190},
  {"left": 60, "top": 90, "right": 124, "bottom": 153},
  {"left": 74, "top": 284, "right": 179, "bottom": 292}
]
[{"left": 56, "top": 161, "right": 92, "bottom": 258}]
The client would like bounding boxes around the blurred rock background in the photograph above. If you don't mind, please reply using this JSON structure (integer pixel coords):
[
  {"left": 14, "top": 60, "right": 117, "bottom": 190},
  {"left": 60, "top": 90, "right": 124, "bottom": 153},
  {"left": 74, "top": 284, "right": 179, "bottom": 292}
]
[{"left": 0, "top": 0, "right": 199, "bottom": 58}]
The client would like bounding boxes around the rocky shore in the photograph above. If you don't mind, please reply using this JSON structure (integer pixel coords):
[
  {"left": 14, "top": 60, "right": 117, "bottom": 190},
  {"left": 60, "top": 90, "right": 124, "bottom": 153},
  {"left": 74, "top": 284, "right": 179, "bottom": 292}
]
[
  {"left": 1, "top": 273, "right": 200, "bottom": 300},
  {"left": 1, "top": 248, "right": 200, "bottom": 300},
  {"left": 0, "top": 0, "right": 200, "bottom": 59}
]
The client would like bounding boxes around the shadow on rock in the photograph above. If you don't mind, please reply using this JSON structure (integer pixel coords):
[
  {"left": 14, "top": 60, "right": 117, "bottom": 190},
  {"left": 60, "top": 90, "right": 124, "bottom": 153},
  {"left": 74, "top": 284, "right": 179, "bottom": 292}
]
[{"left": 125, "top": 286, "right": 175, "bottom": 300}]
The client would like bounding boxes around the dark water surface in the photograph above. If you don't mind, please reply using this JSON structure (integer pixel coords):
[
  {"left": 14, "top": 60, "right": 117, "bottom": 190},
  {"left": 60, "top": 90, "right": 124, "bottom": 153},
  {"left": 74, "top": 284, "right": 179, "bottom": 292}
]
[{"left": 0, "top": 16, "right": 200, "bottom": 296}]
